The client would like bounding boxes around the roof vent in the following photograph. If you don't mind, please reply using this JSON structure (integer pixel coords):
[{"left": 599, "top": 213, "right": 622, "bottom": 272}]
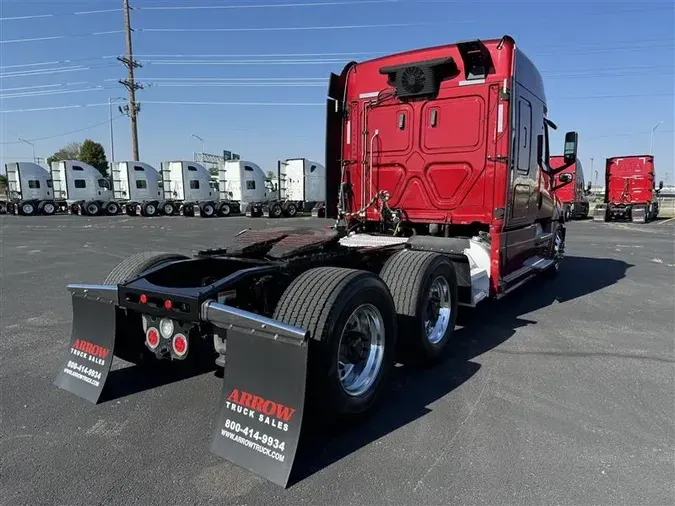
[{"left": 379, "top": 57, "right": 458, "bottom": 100}]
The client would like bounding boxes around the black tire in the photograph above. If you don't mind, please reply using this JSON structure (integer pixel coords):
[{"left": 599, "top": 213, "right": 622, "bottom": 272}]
[
  {"left": 218, "top": 203, "right": 231, "bottom": 217},
  {"left": 105, "top": 202, "right": 120, "bottom": 216},
  {"left": 103, "top": 251, "right": 189, "bottom": 285},
  {"left": 270, "top": 203, "right": 283, "bottom": 218},
  {"left": 38, "top": 200, "right": 57, "bottom": 216},
  {"left": 20, "top": 201, "right": 37, "bottom": 216},
  {"left": 0, "top": 202, "right": 6, "bottom": 214},
  {"left": 379, "top": 250, "right": 459, "bottom": 364},
  {"left": 543, "top": 225, "right": 565, "bottom": 279},
  {"left": 285, "top": 203, "right": 297, "bottom": 217},
  {"left": 273, "top": 267, "right": 397, "bottom": 419},
  {"left": 200, "top": 202, "right": 216, "bottom": 218},
  {"left": 85, "top": 201, "right": 101, "bottom": 216},
  {"left": 142, "top": 201, "right": 158, "bottom": 217},
  {"left": 103, "top": 251, "right": 189, "bottom": 365},
  {"left": 163, "top": 202, "right": 176, "bottom": 216}
]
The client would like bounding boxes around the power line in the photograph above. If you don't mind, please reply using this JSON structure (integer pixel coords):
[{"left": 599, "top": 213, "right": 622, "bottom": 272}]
[
  {"left": 6, "top": 35, "right": 671, "bottom": 70},
  {"left": 1, "top": 86, "right": 115, "bottom": 100},
  {"left": 0, "top": 63, "right": 118, "bottom": 79},
  {"left": 0, "top": 56, "right": 113, "bottom": 70},
  {"left": 0, "top": 7, "right": 122, "bottom": 21},
  {"left": 3, "top": 91, "right": 672, "bottom": 115},
  {"left": 0, "top": 30, "right": 124, "bottom": 44},
  {"left": 137, "top": 21, "right": 461, "bottom": 33},
  {"left": 137, "top": 0, "right": 400, "bottom": 11},
  {"left": 0, "top": 115, "right": 125, "bottom": 144},
  {"left": 0, "top": 0, "right": 397, "bottom": 21},
  {"left": 2, "top": 0, "right": 671, "bottom": 20}
]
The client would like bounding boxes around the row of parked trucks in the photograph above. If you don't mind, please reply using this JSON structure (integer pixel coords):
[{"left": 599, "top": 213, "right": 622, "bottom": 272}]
[
  {"left": 2, "top": 154, "right": 663, "bottom": 225},
  {"left": 0, "top": 157, "right": 327, "bottom": 218}
]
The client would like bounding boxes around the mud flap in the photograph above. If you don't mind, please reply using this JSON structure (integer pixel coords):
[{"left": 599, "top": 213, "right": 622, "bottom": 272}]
[
  {"left": 203, "top": 301, "right": 309, "bottom": 488},
  {"left": 53, "top": 285, "right": 118, "bottom": 404},
  {"left": 593, "top": 205, "right": 607, "bottom": 222},
  {"left": 631, "top": 206, "right": 646, "bottom": 223}
]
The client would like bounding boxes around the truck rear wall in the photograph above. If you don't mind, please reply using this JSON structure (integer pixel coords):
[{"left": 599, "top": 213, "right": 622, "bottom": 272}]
[{"left": 605, "top": 155, "right": 656, "bottom": 205}]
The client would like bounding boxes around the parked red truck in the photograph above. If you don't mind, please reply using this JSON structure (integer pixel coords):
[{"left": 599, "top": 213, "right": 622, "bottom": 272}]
[
  {"left": 54, "top": 35, "right": 579, "bottom": 487},
  {"left": 550, "top": 155, "right": 591, "bottom": 220},
  {"left": 594, "top": 155, "right": 663, "bottom": 223}
]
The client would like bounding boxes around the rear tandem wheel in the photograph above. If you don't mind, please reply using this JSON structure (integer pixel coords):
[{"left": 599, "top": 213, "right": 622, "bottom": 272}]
[
  {"left": 273, "top": 267, "right": 398, "bottom": 419},
  {"left": 379, "top": 250, "right": 459, "bottom": 365}
]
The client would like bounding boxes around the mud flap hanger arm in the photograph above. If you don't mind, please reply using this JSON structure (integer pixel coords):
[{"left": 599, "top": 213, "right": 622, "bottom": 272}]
[
  {"left": 201, "top": 300, "right": 310, "bottom": 346},
  {"left": 66, "top": 283, "right": 119, "bottom": 304}
]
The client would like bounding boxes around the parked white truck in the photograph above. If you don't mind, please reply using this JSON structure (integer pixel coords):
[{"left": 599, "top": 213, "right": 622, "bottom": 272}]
[
  {"left": 219, "top": 160, "right": 269, "bottom": 216},
  {"left": 246, "top": 158, "right": 326, "bottom": 218},
  {"left": 50, "top": 160, "right": 118, "bottom": 216},
  {"left": 111, "top": 161, "right": 166, "bottom": 217},
  {"left": 1, "top": 162, "right": 59, "bottom": 216},
  {"left": 160, "top": 160, "right": 240, "bottom": 217}
]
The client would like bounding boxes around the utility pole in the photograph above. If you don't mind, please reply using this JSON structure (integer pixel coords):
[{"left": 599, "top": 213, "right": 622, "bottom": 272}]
[{"left": 118, "top": 0, "right": 143, "bottom": 161}]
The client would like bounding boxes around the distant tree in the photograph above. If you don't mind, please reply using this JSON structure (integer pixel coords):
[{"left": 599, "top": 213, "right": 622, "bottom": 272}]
[
  {"left": 266, "top": 170, "right": 275, "bottom": 180},
  {"left": 78, "top": 139, "right": 109, "bottom": 177},
  {"left": 0, "top": 174, "right": 7, "bottom": 194},
  {"left": 46, "top": 142, "right": 81, "bottom": 167}
]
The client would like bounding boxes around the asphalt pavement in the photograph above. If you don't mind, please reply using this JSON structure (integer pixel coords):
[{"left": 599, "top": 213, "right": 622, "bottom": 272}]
[{"left": 1, "top": 214, "right": 673, "bottom": 506}]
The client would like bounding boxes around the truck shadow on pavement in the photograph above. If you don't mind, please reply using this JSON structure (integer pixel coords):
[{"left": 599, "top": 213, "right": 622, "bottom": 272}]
[
  {"left": 290, "top": 255, "right": 632, "bottom": 485},
  {"left": 99, "top": 359, "right": 218, "bottom": 403}
]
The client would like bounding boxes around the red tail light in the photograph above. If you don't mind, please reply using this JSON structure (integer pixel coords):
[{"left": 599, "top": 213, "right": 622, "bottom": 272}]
[
  {"left": 172, "top": 333, "right": 187, "bottom": 357},
  {"left": 146, "top": 327, "right": 160, "bottom": 349},
  {"left": 140, "top": 293, "right": 148, "bottom": 304},
  {"left": 164, "top": 299, "right": 172, "bottom": 310}
]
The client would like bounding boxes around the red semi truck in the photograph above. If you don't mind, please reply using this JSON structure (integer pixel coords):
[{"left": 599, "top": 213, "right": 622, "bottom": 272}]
[
  {"left": 550, "top": 155, "right": 591, "bottom": 220},
  {"left": 54, "top": 35, "right": 579, "bottom": 487},
  {"left": 594, "top": 155, "right": 663, "bottom": 223}
]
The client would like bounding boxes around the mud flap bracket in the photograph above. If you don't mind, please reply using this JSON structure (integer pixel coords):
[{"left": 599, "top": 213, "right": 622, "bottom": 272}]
[
  {"left": 53, "top": 284, "right": 118, "bottom": 404},
  {"left": 203, "top": 301, "right": 309, "bottom": 488}
]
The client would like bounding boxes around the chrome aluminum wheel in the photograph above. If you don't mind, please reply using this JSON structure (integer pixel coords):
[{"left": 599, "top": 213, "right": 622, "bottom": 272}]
[
  {"left": 337, "top": 303, "right": 385, "bottom": 397},
  {"left": 424, "top": 276, "right": 452, "bottom": 345}
]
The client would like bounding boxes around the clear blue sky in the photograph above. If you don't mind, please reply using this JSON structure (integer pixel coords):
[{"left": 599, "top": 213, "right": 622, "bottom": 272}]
[{"left": 1, "top": 0, "right": 673, "bottom": 185}]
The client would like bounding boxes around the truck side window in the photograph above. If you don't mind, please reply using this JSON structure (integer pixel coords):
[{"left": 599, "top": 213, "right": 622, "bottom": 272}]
[
  {"left": 190, "top": 180, "right": 200, "bottom": 189},
  {"left": 517, "top": 99, "right": 532, "bottom": 175},
  {"left": 244, "top": 166, "right": 254, "bottom": 172},
  {"left": 98, "top": 179, "right": 110, "bottom": 189},
  {"left": 246, "top": 180, "right": 256, "bottom": 190},
  {"left": 72, "top": 165, "right": 84, "bottom": 171},
  {"left": 136, "top": 179, "right": 147, "bottom": 189},
  {"left": 310, "top": 165, "right": 317, "bottom": 172},
  {"left": 46, "top": 180, "right": 53, "bottom": 188},
  {"left": 134, "top": 166, "right": 145, "bottom": 171},
  {"left": 28, "top": 180, "right": 41, "bottom": 189},
  {"left": 74, "top": 179, "right": 86, "bottom": 188},
  {"left": 188, "top": 166, "right": 198, "bottom": 171}
]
